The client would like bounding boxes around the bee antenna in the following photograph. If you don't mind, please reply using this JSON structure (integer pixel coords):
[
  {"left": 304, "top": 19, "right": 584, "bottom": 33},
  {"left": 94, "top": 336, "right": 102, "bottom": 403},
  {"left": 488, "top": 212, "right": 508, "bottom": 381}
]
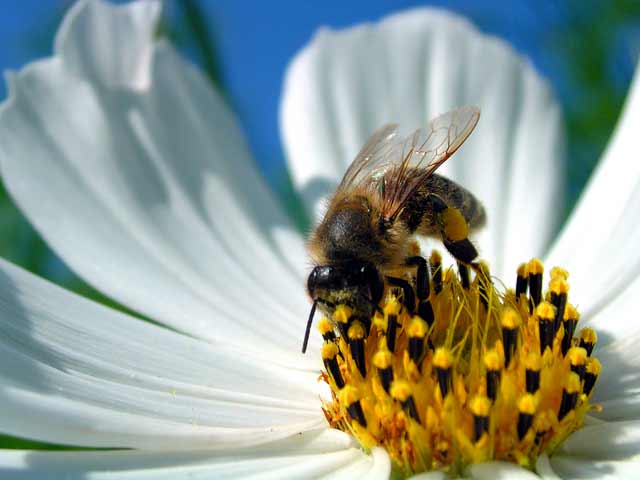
[{"left": 302, "top": 299, "right": 318, "bottom": 354}]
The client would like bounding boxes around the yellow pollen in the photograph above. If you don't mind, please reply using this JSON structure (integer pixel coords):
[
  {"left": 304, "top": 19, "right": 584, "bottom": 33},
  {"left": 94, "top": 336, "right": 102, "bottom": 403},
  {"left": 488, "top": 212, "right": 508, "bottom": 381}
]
[
  {"left": 580, "top": 328, "right": 597, "bottom": 344},
  {"left": 501, "top": 308, "right": 521, "bottom": 329},
  {"left": 550, "top": 266, "right": 569, "bottom": 280},
  {"left": 564, "top": 303, "right": 580, "bottom": 321},
  {"left": 535, "top": 301, "right": 556, "bottom": 321},
  {"left": 441, "top": 207, "right": 468, "bottom": 241},
  {"left": 348, "top": 321, "right": 365, "bottom": 340},
  {"left": 550, "top": 278, "right": 570, "bottom": 295},
  {"left": 321, "top": 341, "right": 339, "bottom": 360},
  {"left": 565, "top": 372, "right": 582, "bottom": 394},
  {"left": 517, "top": 262, "right": 528, "bottom": 278},
  {"left": 567, "top": 347, "right": 587, "bottom": 366},
  {"left": 524, "top": 352, "right": 542, "bottom": 371},
  {"left": 470, "top": 395, "right": 491, "bottom": 416},
  {"left": 483, "top": 349, "right": 503, "bottom": 371},
  {"left": 518, "top": 394, "right": 538, "bottom": 415},
  {"left": 527, "top": 258, "right": 544, "bottom": 275},
  {"left": 586, "top": 358, "right": 602, "bottom": 375},
  {"left": 407, "top": 316, "right": 428, "bottom": 338},
  {"left": 433, "top": 347, "right": 453, "bottom": 370},
  {"left": 333, "top": 305, "right": 352, "bottom": 324},
  {"left": 316, "top": 252, "right": 602, "bottom": 476},
  {"left": 373, "top": 349, "right": 392, "bottom": 369},
  {"left": 390, "top": 380, "right": 412, "bottom": 402},
  {"left": 318, "top": 317, "right": 333, "bottom": 335}
]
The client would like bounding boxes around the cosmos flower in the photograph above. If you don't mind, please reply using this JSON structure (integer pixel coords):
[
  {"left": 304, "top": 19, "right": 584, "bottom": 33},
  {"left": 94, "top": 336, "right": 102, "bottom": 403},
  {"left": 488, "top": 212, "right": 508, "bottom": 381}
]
[{"left": 0, "top": 0, "right": 638, "bottom": 478}]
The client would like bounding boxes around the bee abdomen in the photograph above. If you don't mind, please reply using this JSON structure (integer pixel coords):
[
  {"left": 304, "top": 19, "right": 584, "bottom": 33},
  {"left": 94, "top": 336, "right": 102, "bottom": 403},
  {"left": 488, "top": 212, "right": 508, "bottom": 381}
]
[{"left": 402, "top": 174, "right": 486, "bottom": 235}]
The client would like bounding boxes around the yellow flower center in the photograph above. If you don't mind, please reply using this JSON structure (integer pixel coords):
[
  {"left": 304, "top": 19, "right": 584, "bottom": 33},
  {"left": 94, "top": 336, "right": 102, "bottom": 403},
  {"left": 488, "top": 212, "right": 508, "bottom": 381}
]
[{"left": 318, "top": 251, "right": 601, "bottom": 477}]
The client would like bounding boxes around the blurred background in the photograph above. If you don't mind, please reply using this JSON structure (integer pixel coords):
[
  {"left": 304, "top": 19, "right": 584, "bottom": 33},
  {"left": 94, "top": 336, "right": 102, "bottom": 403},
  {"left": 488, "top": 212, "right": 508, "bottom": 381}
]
[
  {"left": 0, "top": 0, "right": 639, "bottom": 303},
  {"left": 0, "top": 0, "right": 638, "bottom": 449}
]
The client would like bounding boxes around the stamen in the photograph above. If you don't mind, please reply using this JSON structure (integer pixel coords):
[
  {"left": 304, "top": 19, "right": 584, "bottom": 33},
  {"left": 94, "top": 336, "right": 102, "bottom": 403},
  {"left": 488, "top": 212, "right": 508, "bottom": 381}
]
[
  {"left": 558, "top": 372, "right": 581, "bottom": 420},
  {"left": 525, "top": 352, "right": 542, "bottom": 393},
  {"left": 391, "top": 380, "right": 421, "bottom": 423},
  {"left": 484, "top": 349, "right": 502, "bottom": 401},
  {"left": 584, "top": 358, "right": 602, "bottom": 396},
  {"left": 579, "top": 328, "right": 597, "bottom": 356},
  {"left": 433, "top": 348, "right": 453, "bottom": 397},
  {"left": 501, "top": 308, "right": 520, "bottom": 368},
  {"left": 373, "top": 349, "right": 393, "bottom": 393},
  {"left": 528, "top": 258, "right": 544, "bottom": 309},
  {"left": 430, "top": 250, "right": 443, "bottom": 294},
  {"left": 316, "top": 253, "right": 602, "bottom": 476},
  {"left": 322, "top": 342, "right": 345, "bottom": 388},
  {"left": 384, "top": 297, "right": 401, "bottom": 352},
  {"left": 517, "top": 394, "right": 537, "bottom": 440},
  {"left": 536, "top": 301, "right": 556, "bottom": 354},
  {"left": 340, "top": 386, "right": 367, "bottom": 427},
  {"left": 515, "top": 262, "right": 529, "bottom": 300},
  {"left": 407, "top": 316, "right": 428, "bottom": 367},
  {"left": 470, "top": 395, "right": 490, "bottom": 442},
  {"left": 561, "top": 304, "right": 580, "bottom": 356},
  {"left": 318, "top": 317, "right": 336, "bottom": 342},
  {"left": 549, "top": 278, "right": 569, "bottom": 333},
  {"left": 348, "top": 321, "right": 367, "bottom": 378},
  {"left": 567, "top": 347, "right": 588, "bottom": 381}
]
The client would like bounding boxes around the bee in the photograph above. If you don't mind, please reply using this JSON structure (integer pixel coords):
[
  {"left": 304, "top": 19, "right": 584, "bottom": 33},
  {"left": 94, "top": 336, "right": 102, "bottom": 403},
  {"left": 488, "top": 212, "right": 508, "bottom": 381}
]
[{"left": 302, "top": 106, "right": 486, "bottom": 353}]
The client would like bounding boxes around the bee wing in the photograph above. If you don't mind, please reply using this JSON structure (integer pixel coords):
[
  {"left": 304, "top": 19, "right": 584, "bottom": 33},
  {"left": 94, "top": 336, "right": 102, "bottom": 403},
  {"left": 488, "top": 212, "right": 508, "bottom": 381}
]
[
  {"left": 382, "top": 106, "right": 480, "bottom": 220},
  {"left": 337, "top": 123, "right": 401, "bottom": 192}
]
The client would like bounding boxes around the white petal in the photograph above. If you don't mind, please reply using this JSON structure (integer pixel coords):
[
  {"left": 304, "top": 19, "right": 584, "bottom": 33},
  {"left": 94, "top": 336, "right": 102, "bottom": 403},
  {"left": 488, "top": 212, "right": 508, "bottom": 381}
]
[
  {"left": 0, "top": 258, "right": 324, "bottom": 449},
  {"left": 545, "top": 61, "right": 640, "bottom": 322},
  {"left": 466, "top": 461, "right": 541, "bottom": 479},
  {"left": 558, "top": 420, "right": 640, "bottom": 460},
  {"left": 55, "top": 0, "right": 160, "bottom": 90},
  {"left": 0, "top": 0, "right": 316, "bottom": 361},
  {"left": 535, "top": 454, "right": 562, "bottom": 480},
  {"left": 0, "top": 429, "right": 373, "bottom": 479},
  {"left": 550, "top": 456, "right": 640, "bottom": 480},
  {"left": 281, "top": 8, "right": 563, "bottom": 277}
]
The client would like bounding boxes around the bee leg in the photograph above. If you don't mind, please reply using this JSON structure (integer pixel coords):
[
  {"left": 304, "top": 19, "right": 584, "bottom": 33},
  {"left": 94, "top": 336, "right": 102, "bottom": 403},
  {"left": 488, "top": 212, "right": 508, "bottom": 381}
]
[
  {"left": 386, "top": 276, "right": 416, "bottom": 314},
  {"left": 427, "top": 193, "right": 478, "bottom": 264}
]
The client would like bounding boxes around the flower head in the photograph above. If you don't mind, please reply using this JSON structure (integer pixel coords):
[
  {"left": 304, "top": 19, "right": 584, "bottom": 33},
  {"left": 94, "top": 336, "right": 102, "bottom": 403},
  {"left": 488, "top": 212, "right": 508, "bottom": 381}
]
[{"left": 0, "top": 0, "right": 638, "bottom": 478}]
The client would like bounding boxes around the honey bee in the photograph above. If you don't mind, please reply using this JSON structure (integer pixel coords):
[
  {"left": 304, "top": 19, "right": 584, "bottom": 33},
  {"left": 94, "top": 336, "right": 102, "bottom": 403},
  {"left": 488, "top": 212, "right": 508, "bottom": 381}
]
[{"left": 302, "top": 106, "right": 486, "bottom": 353}]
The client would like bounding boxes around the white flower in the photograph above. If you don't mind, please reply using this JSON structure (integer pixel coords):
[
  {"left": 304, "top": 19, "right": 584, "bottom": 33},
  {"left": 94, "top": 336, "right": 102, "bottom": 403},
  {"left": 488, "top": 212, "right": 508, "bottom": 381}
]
[{"left": 0, "top": 0, "right": 638, "bottom": 478}]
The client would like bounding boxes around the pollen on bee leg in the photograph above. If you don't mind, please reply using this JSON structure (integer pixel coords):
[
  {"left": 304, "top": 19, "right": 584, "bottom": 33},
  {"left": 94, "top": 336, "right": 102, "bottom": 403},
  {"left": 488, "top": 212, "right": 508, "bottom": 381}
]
[{"left": 316, "top": 252, "right": 602, "bottom": 477}]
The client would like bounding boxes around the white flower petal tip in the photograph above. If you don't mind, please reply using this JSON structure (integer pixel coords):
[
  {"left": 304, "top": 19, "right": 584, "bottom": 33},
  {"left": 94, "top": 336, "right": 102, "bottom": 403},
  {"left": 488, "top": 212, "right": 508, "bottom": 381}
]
[
  {"left": 55, "top": 0, "right": 161, "bottom": 90},
  {"left": 280, "top": 7, "right": 564, "bottom": 277}
]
